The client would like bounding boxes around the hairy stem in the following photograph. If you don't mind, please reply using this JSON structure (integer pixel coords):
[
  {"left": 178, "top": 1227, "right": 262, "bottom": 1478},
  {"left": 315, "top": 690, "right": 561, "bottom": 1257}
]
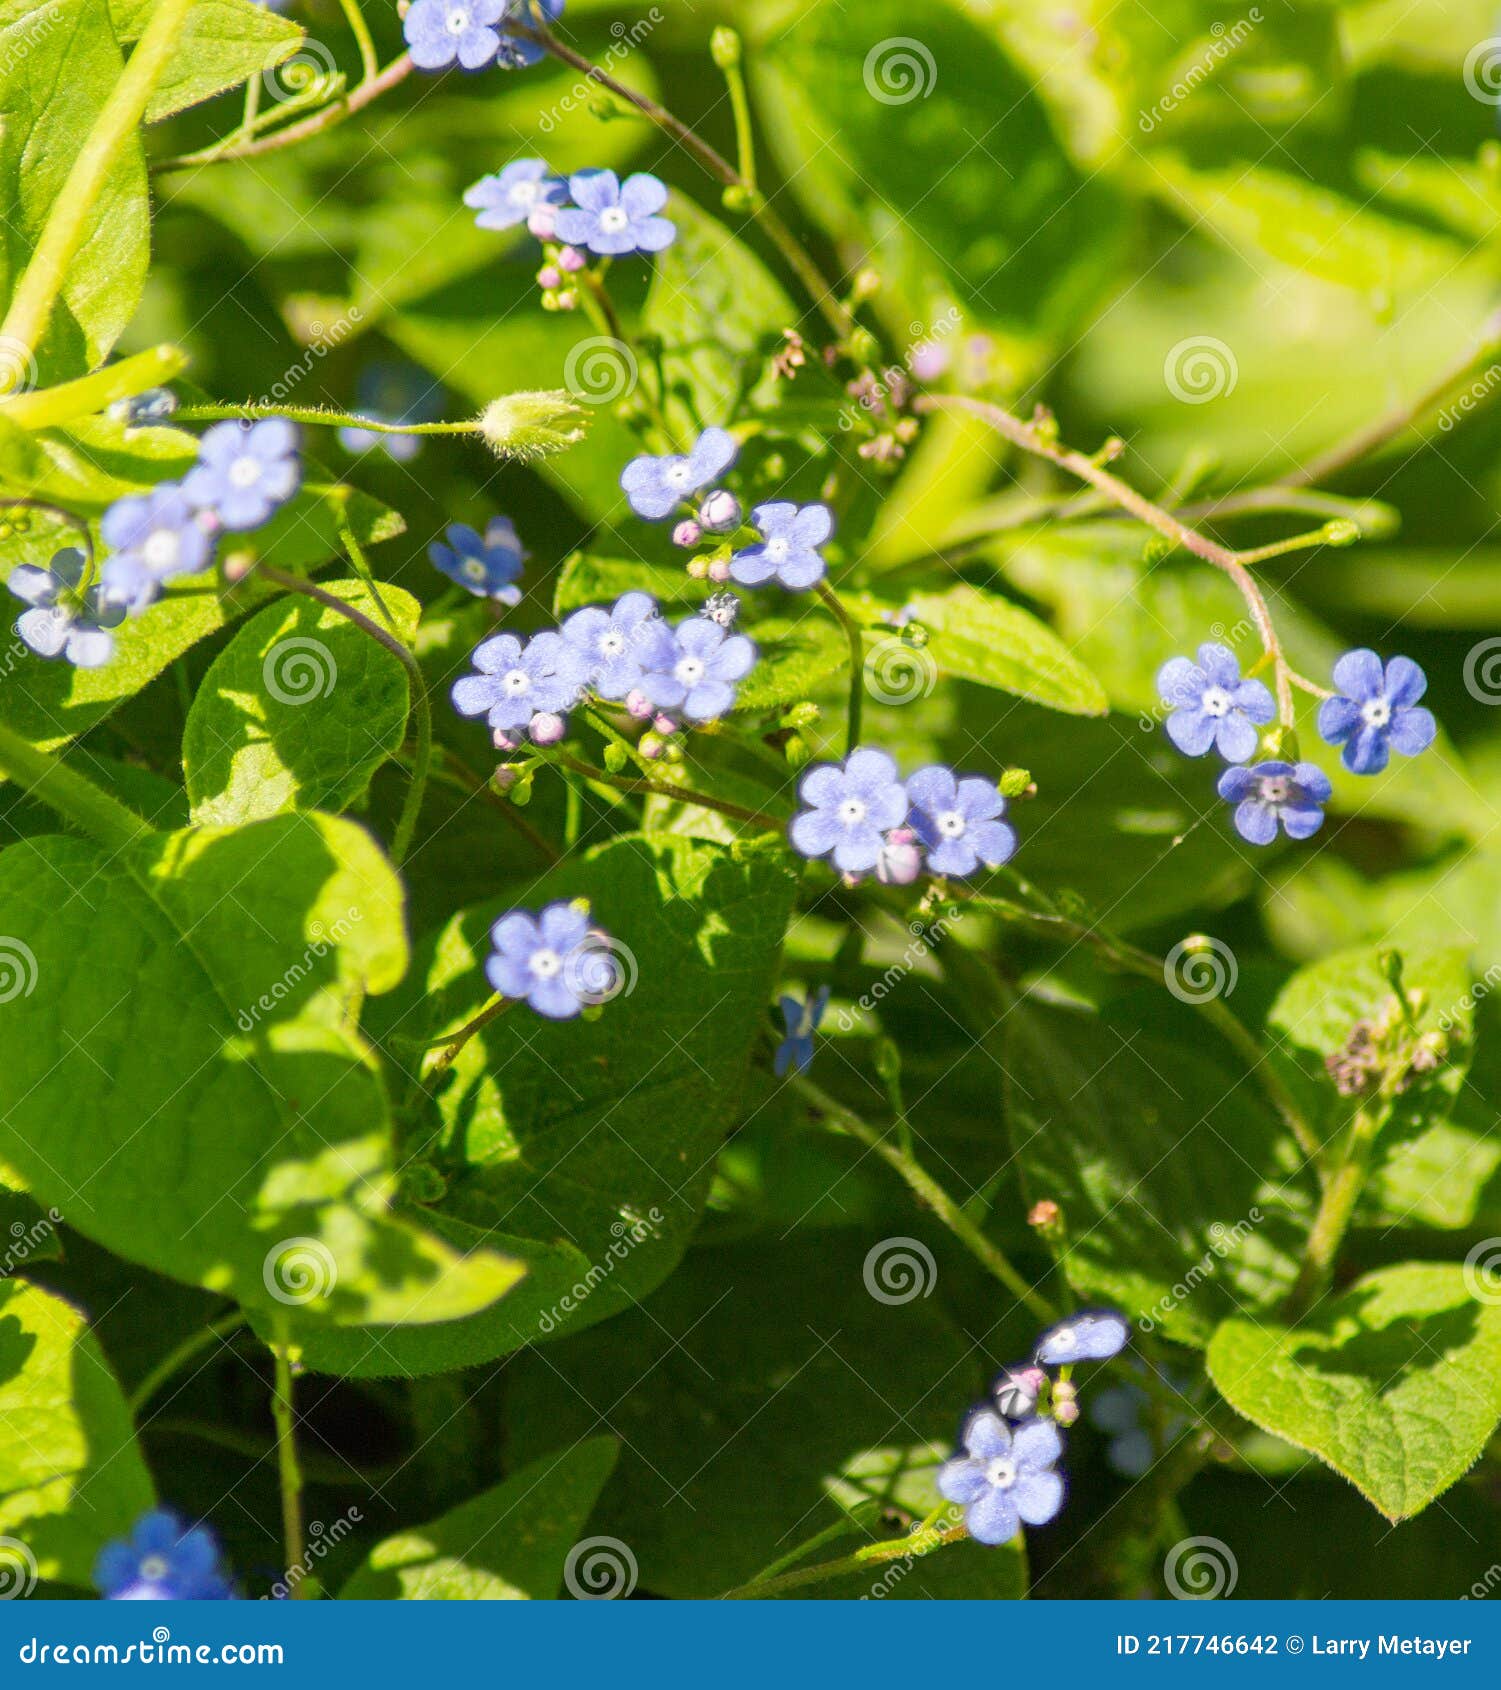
[
  {"left": 555, "top": 751, "right": 784, "bottom": 831},
  {"left": 1283, "top": 1101, "right": 1385, "bottom": 1319},
  {"left": 129, "top": 1312, "right": 248, "bottom": 1417},
  {"left": 173, "top": 402, "right": 473, "bottom": 437},
  {"left": 269, "top": 1321, "right": 308, "bottom": 1595},
  {"left": 720, "top": 1514, "right": 967, "bottom": 1599},
  {"left": 0, "top": 722, "right": 155, "bottom": 851},
  {"left": 426, "top": 994, "right": 517, "bottom": 1075},
  {"left": 336, "top": 0, "right": 380, "bottom": 81},
  {"left": 813, "top": 580, "right": 865, "bottom": 754}
]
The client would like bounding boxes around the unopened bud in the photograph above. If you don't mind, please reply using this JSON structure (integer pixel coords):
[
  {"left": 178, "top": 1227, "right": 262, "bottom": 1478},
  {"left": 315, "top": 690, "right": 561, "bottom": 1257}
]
[
  {"left": 527, "top": 204, "right": 558, "bottom": 240},
  {"left": 992, "top": 1364, "right": 1045, "bottom": 1419},
  {"left": 555, "top": 289, "right": 579, "bottom": 312},
  {"left": 1028, "top": 1198, "right": 1062, "bottom": 1234},
  {"left": 706, "top": 556, "right": 731, "bottom": 583},
  {"left": 999, "top": 768, "right": 1033, "bottom": 799},
  {"left": 536, "top": 264, "right": 562, "bottom": 291},
  {"left": 673, "top": 519, "right": 703, "bottom": 549},
  {"left": 698, "top": 489, "right": 741, "bottom": 532},
  {"left": 625, "top": 689, "right": 653, "bottom": 720},
  {"left": 477, "top": 389, "right": 589, "bottom": 461},
  {"left": 639, "top": 732, "right": 665, "bottom": 760},
  {"left": 528, "top": 711, "right": 566, "bottom": 746},
  {"left": 557, "top": 245, "right": 587, "bottom": 274},
  {"left": 492, "top": 728, "right": 521, "bottom": 752},
  {"left": 875, "top": 827, "right": 924, "bottom": 886},
  {"left": 1322, "top": 518, "right": 1361, "bottom": 547},
  {"left": 710, "top": 25, "right": 742, "bottom": 68}
]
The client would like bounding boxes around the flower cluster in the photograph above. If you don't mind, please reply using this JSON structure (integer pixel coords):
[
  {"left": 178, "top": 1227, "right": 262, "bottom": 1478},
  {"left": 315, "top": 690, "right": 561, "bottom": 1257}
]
[
  {"left": 7, "top": 418, "right": 300, "bottom": 670},
  {"left": 940, "top": 1309, "right": 1128, "bottom": 1546},
  {"left": 487, "top": 899, "right": 617, "bottom": 1019},
  {"left": 790, "top": 748, "right": 1016, "bottom": 882},
  {"left": 450, "top": 589, "right": 758, "bottom": 745},
  {"left": 94, "top": 1509, "right": 234, "bottom": 1601},
  {"left": 404, "top": 0, "right": 562, "bottom": 73},
  {"left": 1157, "top": 641, "right": 1437, "bottom": 846}
]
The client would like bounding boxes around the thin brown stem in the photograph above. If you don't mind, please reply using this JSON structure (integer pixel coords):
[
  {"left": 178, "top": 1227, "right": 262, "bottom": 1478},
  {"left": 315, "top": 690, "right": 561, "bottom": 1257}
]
[{"left": 555, "top": 751, "right": 783, "bottom": 831}]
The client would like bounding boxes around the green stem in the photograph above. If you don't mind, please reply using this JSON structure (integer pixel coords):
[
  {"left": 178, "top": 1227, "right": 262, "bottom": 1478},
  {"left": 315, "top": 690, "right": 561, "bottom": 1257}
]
[
  {"left": 129, "top": 1312, "right": 247, "bottom": 1416},
  {"left": 554, "top": 751, "right": 783, "bottom": 831},
  {"left": 254, "top": 566, "right": 430, "bottom": 866},
  {"left": 721, "top": 1515, "right": 967, "bottom": 1599},
  {"left": 1, "top": 344, "right": 188, "bottom": 430},
  {"left": 0, "top": 722, "right": 155, "bottom": 850},
  {"left": 715, "top": 34, "right": 758, "bottom": 193},
  {"left": 172, "top": 402, "right": 474, "bottom": 437},
  {"left": 0, "top": 0, "right": 196, "bottom": 377},
  {"left": 336, "top": 0, "right": 379, "bottom": 81},
  {"left": 1283, "top": 1101, "right": 1386, "bottom": 1319},
  {"left": 269, "top": 1319, "right": 308, "bottom": 1596},
  {"left": 792, "top": 1073, "right": 1057, "bottom": 1324},
  {"left": 426, "top": 994, "right": 517, "bottom": 1075},
  {"left": 813, "top": 580, "right": 864, "bottom": 754}
]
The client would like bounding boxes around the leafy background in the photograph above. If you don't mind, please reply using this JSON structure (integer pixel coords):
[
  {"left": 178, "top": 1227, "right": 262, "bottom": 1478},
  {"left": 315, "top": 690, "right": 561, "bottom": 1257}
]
[{"left": 2, "top": 0, "right": 1501, "bottom": 1601}]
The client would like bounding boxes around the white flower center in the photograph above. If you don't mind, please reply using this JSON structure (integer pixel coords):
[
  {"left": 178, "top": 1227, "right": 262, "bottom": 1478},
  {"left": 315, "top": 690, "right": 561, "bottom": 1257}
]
[
  {"left": 462, "top": 558, "right": 488, "bottom": 583},
  {"left": 445, "top": 6, "right": 471, "bottom": 32},
  {"left": 666, "top": 462, "right": 693, "bottom": 489},
  {"left": 1361, "top": 697, "right": 1391, "bottom": 728},
  {"left": 935, "top": 809, "right": 967, "bottom": 839},
  {"left": 529, "top": 947, "right": 562, "bottom": 979},
  {"left": 674, "top": 656, "right": 705, "bottom": 686},
  {"left": 765, "top": 537, "right": 789, "bottom": 564},
  {"left": 1200, "top": 685, "right": 1232, "bottom": 718},
  {"left": 600, "top": 631, "right": 626, "bottom": 657},
  {"left": 598, "top": 206, "right": 631, "bottom": 234},
  {"left": 502, "top": 668, "right": 531, "bottom": 696},
  {"left": 142, "top": 529, "right": 180, "bottom": 571},
  {"left": 1259, "top": 776, "right": 1291, "bottom": 804},
  {"left": 228, "top": 455, "right": 263, "bottom": 489},
  {"left": 139, "top": 1556, "right": 169, "bottom": 1582},
  {"left": 984, "top": 1456, "right": 1017, "bottom": 1489},
  {"left": 513, "top": 180, "right": 539, "bottom": 206},
  {"left": 837, "top": 797, "right": 867, "bottom": 827}
]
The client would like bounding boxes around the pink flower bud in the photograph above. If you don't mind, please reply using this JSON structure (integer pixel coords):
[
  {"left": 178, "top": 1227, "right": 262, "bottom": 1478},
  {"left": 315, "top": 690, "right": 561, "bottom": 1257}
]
[
  {"left": 706, "top": 557, "right": 731, "bottom": 583},
  {"left": 557, "top": 245, "right": 587, "bottom": 274},
  {"left": 555, "top": 289, "right": 578, "bottom": 312},
  {"left": 536, "top": 265, "right": 562, "bottom": 291},
  {"left": 639, "top": 732, "right": 665, "bottom": 760},
  {"left": 698, "top": 489, "right": 741, "bottom": 532},
  {"left": 652, "top": 713, "right": 679, "bottom": 736},
  {"left": 527, "top": 205, "right": 558, "bottom": 239},
  {"left": 875, "top": 827, "right": 924, "bottom": 886},
  {"left": 528, "top": 711, "right": 566, "bottom": 746},
  {"left": 625, "top": 689, "right": 653, "bottom": 720},
  {"left": 492, "top": 728, "right": 521, "bottom": 752},
  {"left": 672, "top": 519, "right": 703, "bottom": 549}
]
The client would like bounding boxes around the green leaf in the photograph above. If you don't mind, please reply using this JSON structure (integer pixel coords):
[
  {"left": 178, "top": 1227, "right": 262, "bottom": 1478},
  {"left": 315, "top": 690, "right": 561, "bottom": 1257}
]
[
  {"left": 883, "top": 585, "right": 1107, "bottom": 716},
  {"left": 734, "top": 614, "right": 847, "bottom": 713},
  {"left": 184, "top": 580, "right": 418, "bottom": 828},
  {"left": 293, "top": 833, "right": 797, "bottom": 1377},
  {"left": 0, "top": 0, "right": 149, "bottom": 384},
  {"left": 112, "top": 0, "right": 305, "bottom": 121},
  {"left": 553, "top": 554, "right": 702, "bottom": 617},
  {"left": 1207, "top": 1264, "right": 1501, "bottom": 1519},
  {"left": 0, "top": 1278, "right": 155, "bottom": 1588},
  {"left": 338, "top": 1438, "right": 617, "bottom": 1599},
  {"left": 505, "top": 1236, "right": 1018, "bottom": 1597},
  {"left": 1006, "top": 997, "right": 1311, "bottom": 1345},
  {"left": 0, "top": 813, "right": 520, "bottom": 1326}
]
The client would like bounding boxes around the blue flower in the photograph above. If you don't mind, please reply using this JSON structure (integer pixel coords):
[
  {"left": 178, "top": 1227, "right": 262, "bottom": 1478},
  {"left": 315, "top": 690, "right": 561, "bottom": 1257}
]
[
  {"left": 937, "top": 1410, "right": 1065, "bottom": 1546},
  {"left": 636, "top": 614, "right": 755, "bottom": 722},
  {"left": 94, "top": 1510, "right": 233, "bottom": 1601},
  {"left": 184, "top": 418, "right": 300, "bottom": 532},
  {"left": 789, "top": 747, "right": 908, "bottom": 874},
  {"left": 561, "top": 591, "right": 660, "bottom": 699},
  {"left": 404, "top": 0, "right": 507, "bottom": 70},
  {"left": 487, "top": 900, "right": 601, "bottom": 1019},
  {"left": 1156, "top": 642, "right": 1275, "bottom": 763},
  {"left": 1034, "top": 1309, "right": 1130, "bottom": 1365},
  {"left": 621, "top": 427, "right": 737, "bottom": 520},
  {"left": 555, "top": 169, "right": 675, "bottom": 257},
  {"left": 1317, "top": 648, "right": 1437, "bottom": 775},
  {"left": 730, "top": 502, "right": 833, "bottom": 591},
  {"left": 774, "top": 986, "right": 829, "bottom": 1076},
  {"left": 904, "top": 765, "right": 1015, "bottom": 877},
  {"left": 99, "top": 484, "right": 213, "bottom": 611},
  {"left": 495, "top": 0, "right": 562, "bottom": 67},
  {"left": 429, "top": 517, "right": 526, "bottom": 602},
  {"left": 451, "top": 630, "right": 591, "bottom": 733},
  {"left": 464, "top": 157, "right": 566, "bottom": 230},
  {"left": 9, "top": 550, "right": 123, "bottom": 669},
  {"left": 1217, "top": 759, "right": 1332, "bottom": 846}
]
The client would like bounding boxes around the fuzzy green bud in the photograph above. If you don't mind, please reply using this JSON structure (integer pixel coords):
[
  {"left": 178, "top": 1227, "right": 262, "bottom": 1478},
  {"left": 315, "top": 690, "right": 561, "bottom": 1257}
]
[
  {"left": 710, "top": 25, "right": 742, "bottom": 68},
  {"left": 999, "top": 768, "right": 1033, "bottom": 799},
  {"left": 478, "top": 390, "right": 590, "bottom": 461}
]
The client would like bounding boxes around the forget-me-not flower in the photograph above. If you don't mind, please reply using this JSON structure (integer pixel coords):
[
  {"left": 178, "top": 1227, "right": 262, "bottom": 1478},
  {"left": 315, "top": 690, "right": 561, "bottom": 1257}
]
[
  {"left": 95, "top": 1510, "right": 234, "bottom": 1601},
  {"left": 1034, "top": 1309, "right": 1130, "bottom": 1366},
  {"left": 404, "top": 0, "right": 509, "bottom": 70},
  {"left": 621, "top": 427, "right": 737, "bottom": 521},
  {"left": 774, "top": 986, "right": 830, "bottom": 1077},
  {"left": 451, "top": 630, "right": 591, "bottom": 733},
  {"left": 1216, "top": 759, "right": 1332, "bottom": 846},
  {"left": 9, "top": 550, "right": 124, "bottom": 669},
  {"left": 487, "top": 901, "right": 602, "bottom": 1019},
  {"left": 464, "top": 158, "right": 567, "bottom": 230},
  {"left": 99, "top": 484, "right": 213, "bottom": 611},
  {"left": 555, "top": 170, "right": 675, "bottom": 257},
  {"left": 1316, "top": 649, "right": 1436, "bottom": 775},
  {"left": 904, "top": 766, "right": 1015, "bottom": 877},
  {"left": 430, "top": 517, "right": 526, "bottom": 602},
  {"left": 1156, "top": 642, "right": 1274, "bottom": 763},
  {"left": 937, "top": 1410, "right": 1065, "bottom": 1546},
  {"left": 789, "top": 748, "right": 908, "bottom": 875},
  {"left": 184, "top": 418, "right": 300, "bottom": 531},
  {"left": 636, "top": 615, "right": 755, "bottom": 721},
  {"left": 730, "top": 502, "right": 833, "bottom": 591},
  {"left": 561, "top": 591, "right": 660, "bottom": 699}
]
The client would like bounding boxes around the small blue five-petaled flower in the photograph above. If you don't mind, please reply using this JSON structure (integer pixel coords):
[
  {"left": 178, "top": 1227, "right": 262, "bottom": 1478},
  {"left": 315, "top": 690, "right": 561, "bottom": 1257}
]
[
  {"left": 729, "top": 502, "right": 833, "bottom": 591},
  {"left": 937, "top": 1409, "right": 1065, "bottom": 1546},
  {"left": 1156, "top": 642, "right": 1275, "bottom": 764},
  {"left": 621, "top": 427, "right": 737, "bottom": 521},
  {"left": 451, "top": 629, "right": 591, "bottom": 733},
  {"left": 1316, "top": 648, "right": 1436, "bottom": 776},
  {"left": 429, "top": 517, "right": 527, "bottom": 602},
  {"left": 561, "top": 591, "right": 660, "bottom": 700},
  {"left": 904, "top": 765, "right": 1015, "bottom": 878},
  {"left": 94, "top": 1510, "right": 234, "bottom": 1601},
  {"left": 555, "top": 169, "right": 675, "bottom": 256},
  {"left": 464, "top": 158, "right": 566, "bottom": 230},
  {"left": 9, "top": 549, "right": 123, "bottom": 669},
  {"left": 404, "top": 0, "right": 508, "bottom": 70},
  {"left": 1033, "top": 1309, "right": 1131, "bottom": 1366},
  {"left": 487, "top": 900, "right": 604, "bottom": 1020},
  {"left": 789, "top": 747, "right": 909, "bottom": 875},
  {"left": 99, "top": 484, "right": 213, "bottom": 612},
  {"left": 774, "top": 986, "right": 830, "bottom": 1077},
  {"left": 1216, "top": 759, "right": 1332, "bottom": 846},
  {"left": 183, "top": 417, "right": 301, "bottom": 533},
  {"left": 636, "top": 615, "right": 756, "bottom": 721}
]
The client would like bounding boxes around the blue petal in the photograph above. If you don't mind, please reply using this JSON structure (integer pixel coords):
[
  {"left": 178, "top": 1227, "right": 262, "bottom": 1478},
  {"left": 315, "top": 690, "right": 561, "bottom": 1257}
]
[{"left": 965, "top": 1488, "right": 1020, "bottom": 1546}]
